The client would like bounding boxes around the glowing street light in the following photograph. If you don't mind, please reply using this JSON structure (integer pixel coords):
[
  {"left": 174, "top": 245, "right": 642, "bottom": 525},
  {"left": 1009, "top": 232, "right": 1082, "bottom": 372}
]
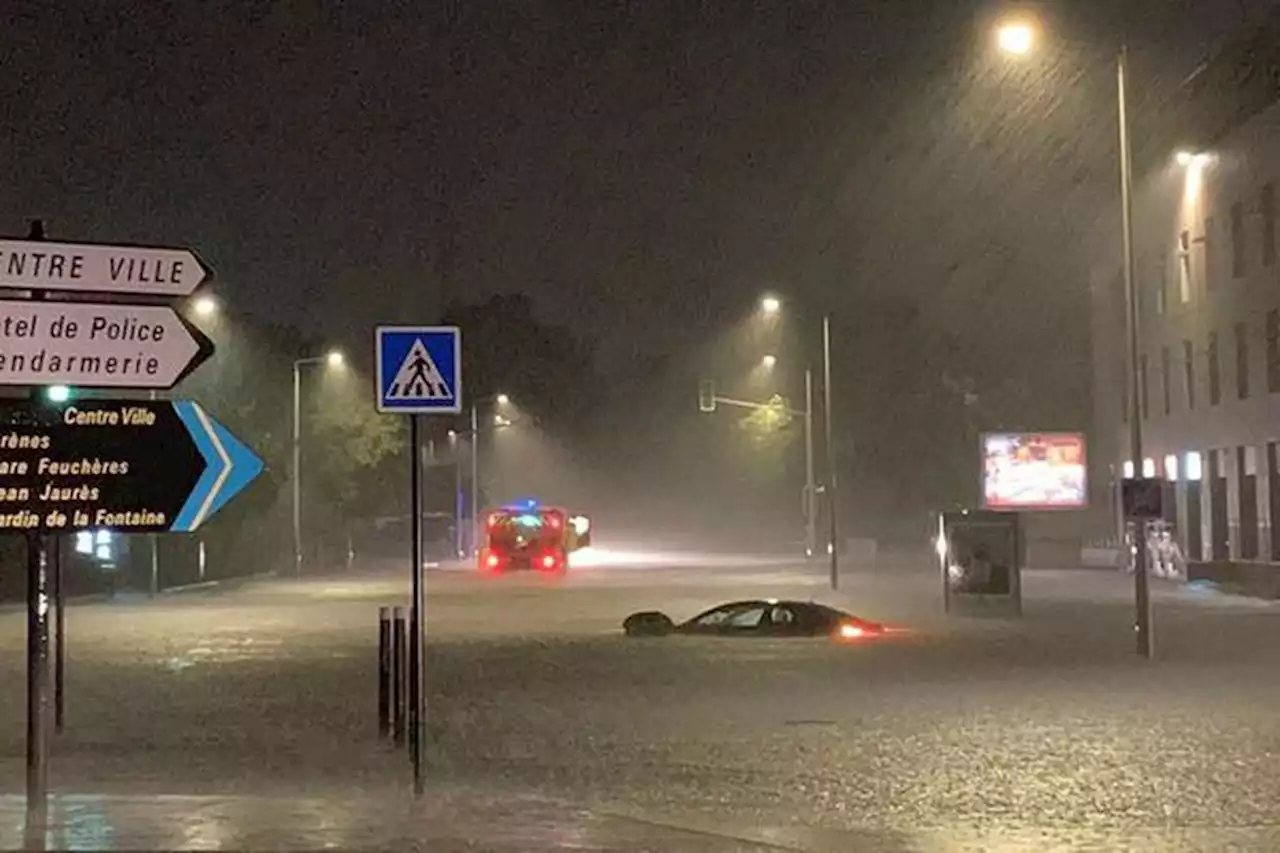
[
  {"left": 761, "top": 354, "right": 777, "bottom": 369},
  {"left": 496, "top": 393, "right": 510, "bottom": 406},
  {"left": 760, "top": 295, "right": 781, "bottom": 315},
  {"left": 1175, "top": 150, "right": 1211, "bottom": 169},
  {"left": 192, "top": 295, "right": 218, "bottom": 318},
  {"left": 989, "top": 15, "right": 1153, "bottom": 657},
  {"left": 293, "top": 347, "right": 347, "bottom": 575},
  {"left": 996, "top": 21, "right": 1035, "bottom": 55}
]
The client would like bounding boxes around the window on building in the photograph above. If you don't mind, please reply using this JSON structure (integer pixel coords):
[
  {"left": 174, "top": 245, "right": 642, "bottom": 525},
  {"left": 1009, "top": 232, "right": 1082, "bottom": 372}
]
[
  {"left": 1232, "top": 201, "right": 1246, "bottom": 277},
  {"left": 1183, "top": 339, "right": 1195, "bottom": 409},
  {"left": 1154, "top": 256, "right": 1167, "bottom": 315},
  {"left": 1160, "top": 346, "right": 1171, "bottom": 415},
  {"left": 1140, "top": 353, "right": 1149, "bottom": 419},
  {"left": 1236, "top": 320, "right": 1250, "bottom": 400},
  {"left": 1264, "top": 182, "right": 1276, "bottom": 267},
  {"left": 1178, "top": 231, "right": 1192, "bottom": 303},
  {"left": 1209, "top": 331, "right": 1221, "bottom": 405},
  {"left": 1205, "top": 216, "right": 1217, "bottom": 290},
  {"left": 1268, "top": 309, "right": 1280, "bottom": 393}
]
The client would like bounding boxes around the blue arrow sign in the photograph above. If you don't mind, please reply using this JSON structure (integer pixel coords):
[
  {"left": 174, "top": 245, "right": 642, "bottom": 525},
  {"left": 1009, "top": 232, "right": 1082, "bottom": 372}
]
[
  {"left": 171, "top": 401, "right": 265, "bottom": 532},
  {"left": 0, "top": 398, "right": 263, "bottom": 535}
]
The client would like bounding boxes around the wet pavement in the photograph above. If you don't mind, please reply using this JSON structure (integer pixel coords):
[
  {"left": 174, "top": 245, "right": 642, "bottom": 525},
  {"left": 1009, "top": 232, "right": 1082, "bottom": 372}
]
[{"left": 1, "top": 560, "right": 1280, "bottom": 849}]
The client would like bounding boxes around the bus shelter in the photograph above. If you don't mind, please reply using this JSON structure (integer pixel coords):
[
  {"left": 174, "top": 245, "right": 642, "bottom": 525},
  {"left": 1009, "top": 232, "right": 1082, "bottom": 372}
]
[{"left": 937, "top": 509, "right": 1022, "bottom": 616}]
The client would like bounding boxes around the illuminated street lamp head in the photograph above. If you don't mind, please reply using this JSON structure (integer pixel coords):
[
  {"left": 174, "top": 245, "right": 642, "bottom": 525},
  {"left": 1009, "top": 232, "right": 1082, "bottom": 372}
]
[
  {"left": 760, "top": 295, "right": 781, "bottom": 315},
  {"left": 325, "top": 350, "right": 345, "bottom": 368},
  {"left": 496, "top": 393, "right": 510, "bottom": 406},
  {"left": 996, "top": 21, "right": 1035, "bottom": 55},
  {"left": 192, "top": 296, "right": 218, "bottom": 318},
  {"left": 1176, "top": 150, "right": 1211, "bottom": 168},
  {"left": 761, "top": 354, "right": 777, "bottom": 369}
]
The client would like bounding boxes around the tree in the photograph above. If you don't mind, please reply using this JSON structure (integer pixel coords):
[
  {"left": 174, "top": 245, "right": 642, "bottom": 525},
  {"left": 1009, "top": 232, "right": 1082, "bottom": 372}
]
[
  {"left": 730, "top": 394, "right": 796, "bottom": 488},
  {"left": 307, "top": 374, "right": 407, "bottom": 520},
  {"left": 439, "top": 294, "right": 599, "bottom": 436}
]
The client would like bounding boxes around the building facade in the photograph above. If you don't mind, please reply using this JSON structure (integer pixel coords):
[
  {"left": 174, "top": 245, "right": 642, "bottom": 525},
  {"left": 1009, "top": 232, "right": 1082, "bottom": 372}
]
[{"left": 1090, "top": 11, "right": 1280, "bottom": 562}]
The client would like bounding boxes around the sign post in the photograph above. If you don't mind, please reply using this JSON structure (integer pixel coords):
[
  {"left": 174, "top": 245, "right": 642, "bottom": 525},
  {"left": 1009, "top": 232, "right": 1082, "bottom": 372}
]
[
  {"left": 0, "top": 226, "right": 263, "bottom": 849},
  {"left": 375, "top": 325, "right": 462, "bottom": 797}
]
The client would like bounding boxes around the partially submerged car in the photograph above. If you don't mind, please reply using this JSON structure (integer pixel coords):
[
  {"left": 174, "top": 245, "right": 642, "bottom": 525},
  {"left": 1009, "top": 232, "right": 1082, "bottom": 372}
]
[{"left": 622, "top": 599, "right": 887, "bottom": 640}]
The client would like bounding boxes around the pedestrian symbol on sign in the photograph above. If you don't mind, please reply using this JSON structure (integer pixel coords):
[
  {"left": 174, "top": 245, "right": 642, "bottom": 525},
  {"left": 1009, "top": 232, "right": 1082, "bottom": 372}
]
[
  {"left": 375, "top": 326, "right": 462, "bottom": 414},
  {"left": 387, "top": 339, "right": 452, "bottom": 401}
]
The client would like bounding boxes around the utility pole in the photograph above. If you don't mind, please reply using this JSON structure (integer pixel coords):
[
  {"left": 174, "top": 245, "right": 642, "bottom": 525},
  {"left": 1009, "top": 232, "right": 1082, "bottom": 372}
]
[
  {"left": 804, "top": 368, "right": 816, "bottom": 558},
  {"left": 823, "top": 315, "right": 839, "bottom": 590}
]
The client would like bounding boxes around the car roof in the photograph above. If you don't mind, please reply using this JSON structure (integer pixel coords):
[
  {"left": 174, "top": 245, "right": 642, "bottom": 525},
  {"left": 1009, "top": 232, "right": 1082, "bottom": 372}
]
[{"left": 705, "top": 599, "right": 845, "bottom": 615}]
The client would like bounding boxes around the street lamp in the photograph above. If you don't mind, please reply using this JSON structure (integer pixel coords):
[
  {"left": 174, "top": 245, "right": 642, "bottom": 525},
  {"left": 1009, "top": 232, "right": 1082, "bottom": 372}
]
[
  {"left": 997, "top": 20, "right": 1151, "bottom": 657},
  {"left": 292, "top": 349, "right": 346, "bottom": 576},
  {"left": 461, "top": 392, "right": 512, "bottom": 557},
  {"left": 192, "top": 295, "right": 218, "bottom": 318},
  {"left": 758, "top": 295, "right": 840, "bottom": 588},
  {"left": 996, "top": 21, "right": 1034, "bottom": 55},
  {"left": 761, "top": 354, "right": 777, "bottom": 370}
]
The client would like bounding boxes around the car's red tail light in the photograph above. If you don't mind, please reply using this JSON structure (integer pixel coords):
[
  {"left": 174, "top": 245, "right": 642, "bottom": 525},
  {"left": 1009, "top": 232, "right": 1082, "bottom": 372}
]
[
  {"left": 485, "top": 553, "right": 501, "bottom": 569},
  {"left": 540, "top": 553, "right": 558, "bottom": 570},
  {"left": 839, "top": 622, "right": 865, "bottom": 639}
]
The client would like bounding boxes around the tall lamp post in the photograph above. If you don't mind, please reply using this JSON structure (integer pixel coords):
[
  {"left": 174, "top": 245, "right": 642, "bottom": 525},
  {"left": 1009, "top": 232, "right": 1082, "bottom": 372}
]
[
  {"left": 760, "top": 296, "right": 840, "bottom": 588},
  {"left": 292, "top": 349, "right": 345, "bottom": 576},
  {"left": 996, "top": 21, "right": 1151, "bottom": 657},
  {"left": 456, "top": 393, "right": 511, "bottom": 558}
]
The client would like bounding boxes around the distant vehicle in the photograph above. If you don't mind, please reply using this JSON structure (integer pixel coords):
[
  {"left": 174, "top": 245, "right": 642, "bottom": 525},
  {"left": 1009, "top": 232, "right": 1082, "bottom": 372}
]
[
  {"left": 622, "top": 599, "right": 888, "bottom": 640},
  {"left": 479, "top": 498, "right": 592, "bottom": 575}
]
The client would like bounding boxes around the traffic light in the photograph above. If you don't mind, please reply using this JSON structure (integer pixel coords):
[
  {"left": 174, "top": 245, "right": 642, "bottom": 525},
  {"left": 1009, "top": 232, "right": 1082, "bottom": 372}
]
[{"left": 698, "top": 379, "right": 716, "bottom": 413}]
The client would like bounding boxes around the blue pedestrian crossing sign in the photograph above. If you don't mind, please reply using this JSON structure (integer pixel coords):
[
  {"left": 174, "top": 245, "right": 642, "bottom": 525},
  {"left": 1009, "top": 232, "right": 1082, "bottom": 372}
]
[{"left": 375, "top": 326, "right": 462, "bottom": 414}]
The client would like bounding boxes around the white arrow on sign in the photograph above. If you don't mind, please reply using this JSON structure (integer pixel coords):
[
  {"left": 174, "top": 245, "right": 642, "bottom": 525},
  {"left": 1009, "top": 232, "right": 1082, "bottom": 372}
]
[
  {"left": 0, "top": 300, "right": 214, "bottom": 389},
  {"left": 0, "top": 239, "right": 211, "bottom": 297}
]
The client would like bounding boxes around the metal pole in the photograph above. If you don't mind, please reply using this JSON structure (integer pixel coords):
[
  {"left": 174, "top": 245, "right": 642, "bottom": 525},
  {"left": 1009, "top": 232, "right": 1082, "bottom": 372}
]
[
  {"left": 377, "top": 606, "right": 392, "bottom": 738},
  {"left": 1118, "top": 45, "right": 1152, "bottom": 658},
  {"left": 453, "top": 436, "right": 464, "bottom": 557},
  {"left": 292, "top": 361, "right": 303, "bottom": 577},
  {"left": 409, "top": 415, "right": 425, "bottom": 795},
  {"left": 823, "top": 315, "right": 839, "bottom": 590},
  {"left": 25, "top": 531, "right": 49, "bottom": 847},
  {"left": 53, "top": 535, "right": 64, "bottom": 733},
  {"left": 149, "top": 390, "right": 160, "bottom": 595},
  {"left": 470, "top": 404, "right": 479, "bottom": 557},
  {"left": 392, "top": 606, "right": 406, "bottom": 745},
  {"left": 24, "top": 219, "right": 49, "bottom": 850},
  {"left": 804, "top": 368, "right": 816, "bottom": 558}
]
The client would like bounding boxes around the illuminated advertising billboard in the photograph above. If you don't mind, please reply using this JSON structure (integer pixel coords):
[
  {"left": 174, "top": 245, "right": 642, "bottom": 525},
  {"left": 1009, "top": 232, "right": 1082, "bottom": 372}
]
[{"left": 981, "top": 432, "right": 1087, "bottom": 511}]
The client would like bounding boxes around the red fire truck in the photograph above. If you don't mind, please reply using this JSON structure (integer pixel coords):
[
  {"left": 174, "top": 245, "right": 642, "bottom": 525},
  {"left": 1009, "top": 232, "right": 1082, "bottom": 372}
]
[{"left": 478, "top": 499, "right": 592, "bottom": 574}]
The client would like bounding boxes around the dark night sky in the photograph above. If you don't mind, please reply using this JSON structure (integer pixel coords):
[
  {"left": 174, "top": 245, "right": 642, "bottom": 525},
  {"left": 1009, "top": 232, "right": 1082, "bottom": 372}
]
[{"left": 4, "top": 0, "right": 1276, "bottom": 388}]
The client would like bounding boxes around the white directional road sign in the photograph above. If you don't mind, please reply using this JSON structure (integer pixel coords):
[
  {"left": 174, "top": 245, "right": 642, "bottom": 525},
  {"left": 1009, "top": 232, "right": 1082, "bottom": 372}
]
[
  {"left": 0, "top": 238, "right": 211, "bottom": 297},
  {"left": 0, "top": 300, "right": 214, "bottom": 389}
]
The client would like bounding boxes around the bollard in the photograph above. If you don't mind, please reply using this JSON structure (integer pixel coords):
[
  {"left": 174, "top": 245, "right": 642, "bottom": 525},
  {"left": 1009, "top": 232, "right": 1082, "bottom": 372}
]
[
  {"left": 392, "top": 607, "right": 406, "bottom": 746},
  {"left": 378, "top": 607, "right": 391, "bottom": 739}
]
